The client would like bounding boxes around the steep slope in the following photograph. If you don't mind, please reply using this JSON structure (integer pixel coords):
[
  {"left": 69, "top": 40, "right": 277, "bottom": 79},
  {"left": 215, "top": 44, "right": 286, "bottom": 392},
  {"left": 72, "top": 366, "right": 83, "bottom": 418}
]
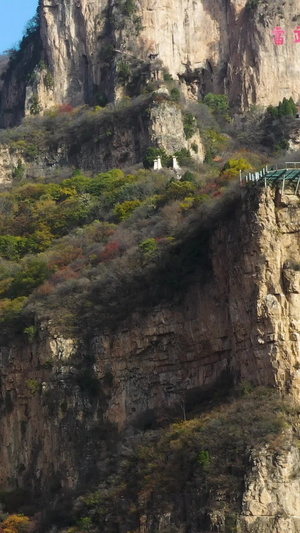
[
  {"left": 2, "top": 0, "right": 300, "bottom": 127},
  {"left": 0, "top": 185, "right": 300, "bottom": 532}
]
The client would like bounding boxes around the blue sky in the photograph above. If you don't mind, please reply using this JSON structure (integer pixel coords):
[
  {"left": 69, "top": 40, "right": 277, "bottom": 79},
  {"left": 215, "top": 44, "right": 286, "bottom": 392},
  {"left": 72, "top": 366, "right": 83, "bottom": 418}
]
[{"left": 0, "top": 0, "right": 38, "bottom": 53}]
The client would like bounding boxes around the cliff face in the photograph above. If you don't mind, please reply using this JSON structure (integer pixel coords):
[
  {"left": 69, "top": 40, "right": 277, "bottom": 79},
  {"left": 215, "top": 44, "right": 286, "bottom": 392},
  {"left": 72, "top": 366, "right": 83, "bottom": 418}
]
[
  {"left": 40, "top": 0, "right": 109, "bottom": 109},
  {"left": 0, "top": 38, "right": 41, "bottom": 128},
  {"left": 240, "top": 433, "right": 300, "bottom": 533},
  {"left": 2, "top": 0, "right": 300, "bottom": 127},
  {"left": 0, "top": 187, "right": 299, "bottom": 529},
  {"left": 89, "top": 187, "right": 300, "bottom": 427},
  {"left": 38, "top": 0, "right": 300, "bottom": 109}
]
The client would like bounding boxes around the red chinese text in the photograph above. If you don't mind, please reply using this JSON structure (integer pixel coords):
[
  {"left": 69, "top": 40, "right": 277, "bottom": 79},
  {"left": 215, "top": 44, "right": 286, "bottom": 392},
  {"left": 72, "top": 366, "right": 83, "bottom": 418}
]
[
  {"left": 294, "top": 26, "right": 300, "bottom": 43},
  {"left": 271, "top": 26, "right": 286, "bottom": 45}
]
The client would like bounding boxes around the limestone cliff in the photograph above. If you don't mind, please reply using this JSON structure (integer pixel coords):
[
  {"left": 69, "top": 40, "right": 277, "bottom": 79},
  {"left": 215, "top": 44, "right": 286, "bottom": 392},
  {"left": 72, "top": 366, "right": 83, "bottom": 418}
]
[
  {"left": 0, "top": 186, "right": 300, "bottom": 531},
  {"left": 80, "top": 187, "right": 300, "bottom": 427},
  {"left": 2, "top": 0, "right": 300, "bottom": 127},
  {"left": 36, "top": 0, "right": 300, "bottom": 109},
  {"left": 239, "top": 432, "right": 300, "bottom": 533}
]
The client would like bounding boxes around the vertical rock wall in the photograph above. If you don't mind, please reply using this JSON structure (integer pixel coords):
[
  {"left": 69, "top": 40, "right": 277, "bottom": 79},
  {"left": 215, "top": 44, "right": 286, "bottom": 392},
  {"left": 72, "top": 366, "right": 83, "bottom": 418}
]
[
  {"left": 2, "top": 0, "right": 300, "bottom": 127},
  {"left": 0, "top": 187, "right": 299, "bottom": 497},
  {"left": 39, "top": 0, "right": 300, "bottom": 110},
  {"left": 40, "top": 0, "right": 110, "bottom": 108}
]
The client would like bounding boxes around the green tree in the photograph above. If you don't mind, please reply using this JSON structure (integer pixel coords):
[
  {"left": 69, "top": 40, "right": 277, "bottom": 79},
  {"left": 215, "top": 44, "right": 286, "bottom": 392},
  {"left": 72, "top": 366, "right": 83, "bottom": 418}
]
[
  {"left": 198, "top": 450, "right": 211, "bottom": 471},
  {"left": 26, "top": 224, "right": 54, "bottom": 252},
  {"left": 203, "top": 93, "right": 230, "bottom": 121},
  {"left": 143, "top": 147, "right": 172, "bottom": 169},
  {"left": 165, "top": 181, "right": 196, "bottom": 200},
  {"left": 174, "top": 148, "right": 192, "bottom": 166},
  {"left": 7, "top": 259, "right": 51, "bottom": 298},
  {"left": 117, "top": 60, "right": 132, "bottom": 85},
  {"left": 170, "top": 87, "right": 180, "bottom": 102},
  {"left": 181, "top": 170, "right": 196, "bottom": 183},
  {"left": 114, "top": 199, "right": 142, "bottom": 221},
  {"left": 0, "top": 297, "right": 28, "bottom": 333},
  {"left": 267, "top": 97, "right": 298, "bottom": 119},
  {"left": 203, "top": 93, "right": 230, "bottom": 114},
  {"left": 221, "top": 157, "right": 252, "bottom": 181},
  {"left": 28, "top": 94, "right": 42, "bottom": 116},
  {"left": 12, "top": 160, "right": 26, "bottom": 182},
  {"left": 61, "top": 174, "right": 92, "bottom": 193},
  {"left": 183, "top": 113, "right": 197, "bottom": 139},
  {"left": 139, "top": 238, "right": 158, "bottom": 262},
  {"left": 0, "top": 235, "right": 28, "bottom": 261},
  {"left": 222, "top": 157, "right": 252, "bottom": 174},
  {"left": 88, "top": 169, "right": 126, "bottom": 196}
]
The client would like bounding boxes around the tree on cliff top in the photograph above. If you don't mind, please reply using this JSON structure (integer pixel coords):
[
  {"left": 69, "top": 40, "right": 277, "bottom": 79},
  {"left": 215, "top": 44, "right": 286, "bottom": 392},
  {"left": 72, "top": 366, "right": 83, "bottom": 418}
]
[{"left": 266, "top": 97, "right": 298, "bottom": 119}]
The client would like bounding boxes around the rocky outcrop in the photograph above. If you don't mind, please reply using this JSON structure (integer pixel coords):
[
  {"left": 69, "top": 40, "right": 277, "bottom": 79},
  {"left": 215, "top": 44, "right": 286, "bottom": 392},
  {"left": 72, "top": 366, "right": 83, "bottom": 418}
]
[
  {"left": 0, "top": 146, "right": 25, "bottom": 187},
  {"left": 139, "top": 0, "right": 300, "bottom": 108},
  {"left": 2, "top": 0, "right": 300, "bottom": 127},
  {"left": 0, "top": 186, "right": 300, "bottom": 504},
  {"left": 149, "top": 100, "right": 205, "bottom": 162},
  {"left": 0, "top": 33, "right": 42, "bottom": 129},
  {"left": 38, "top": 0, "right": 300, "bottom": 109},
  {"left": 239, "top": 432, "right": 300, "bottom": 533},
  {"left": 40, "top": 0, "right": 110, "bottom": 110},
  {"left": 88, "top": 188, "right": 300, "bottom": 428}
]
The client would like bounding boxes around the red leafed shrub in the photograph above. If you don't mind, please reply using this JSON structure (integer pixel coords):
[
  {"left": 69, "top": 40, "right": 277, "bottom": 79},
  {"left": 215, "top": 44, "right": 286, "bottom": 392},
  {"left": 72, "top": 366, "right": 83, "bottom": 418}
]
[
  {"left": 48, "top": 248, "right": 83, "bottom": 270},
  {"left": 36, "top": 281, "right": 54, "bottom": 296},
  {"left": 37, "top": 267, "right": 80, "bottom": 294},
  {"left": 50, "top": 267, "right": 80, "bottom": 286},
  {"left": 199, "top": 181, "right": 221, "bottom": 196},
  {"left": 58, "top": 103, "right": 74, "bottom": 114},
  {"left": 99, "top": 241, "right": 120, "bottom": 262}
]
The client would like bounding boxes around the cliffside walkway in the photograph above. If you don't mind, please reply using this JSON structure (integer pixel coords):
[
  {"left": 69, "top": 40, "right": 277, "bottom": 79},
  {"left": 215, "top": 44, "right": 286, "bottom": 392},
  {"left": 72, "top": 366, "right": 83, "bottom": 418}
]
[{"left": 241, "top": 163, "right": 300, "bottom": 194}]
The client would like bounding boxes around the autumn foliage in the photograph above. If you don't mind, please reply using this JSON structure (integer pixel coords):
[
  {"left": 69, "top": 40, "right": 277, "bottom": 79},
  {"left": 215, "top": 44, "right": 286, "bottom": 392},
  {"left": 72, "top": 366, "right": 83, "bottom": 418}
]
[
  {"left": 0, "top": 514, "right": 30, "bottom": 533},
  {"left": 0, "top": 156, "right": 251, "bottom": 337}
]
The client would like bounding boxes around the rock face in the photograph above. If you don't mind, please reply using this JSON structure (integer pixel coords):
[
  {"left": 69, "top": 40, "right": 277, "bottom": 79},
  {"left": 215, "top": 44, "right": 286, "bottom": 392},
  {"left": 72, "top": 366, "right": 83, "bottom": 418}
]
[
  {"left": 0, "top": 186, "right": 300, "bottom": 520},
  {"left": 139, "top": 0, "right": 300, "bottom": 108},
  {"left": 40, "top": 0, "right": 110, "bottom": 110},
  {"left": 0, "top": 147, "right": 25, "bottom": 188},
  {"left": 89, "top": 187, "right": 300, "bottom": 428},
  {"left": 149, "top": 101, "right": 205, "bottom": 162},
  {"left": 239, "top": 432, "right": 300, "bottom": 533},
  {"left": 2, "top": 0, "right": 300, "bottom": 126},
  {"left": 37, "top": 0, "right": 300, "bottom": 109},
  {"left": 0, "top": 36, "right": 41, "bottom": 129},
  {"left": 0, "top": 97, "right": 205, "bottom": 190}
]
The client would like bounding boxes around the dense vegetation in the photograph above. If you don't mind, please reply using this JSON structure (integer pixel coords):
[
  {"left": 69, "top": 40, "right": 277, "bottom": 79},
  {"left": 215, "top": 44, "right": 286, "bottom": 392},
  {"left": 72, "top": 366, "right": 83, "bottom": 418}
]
[
  {"left": 0, "top": 89, "right": 298, "bottom": 341},
  {"left": 65, "top": 386, "right": 295, "bottom": 533},
  {"left": 0, "top": 164, "right": 242, "bottom": 340},
  {"left": 0, "top": 95, "right": 150, "bottom": 155}
]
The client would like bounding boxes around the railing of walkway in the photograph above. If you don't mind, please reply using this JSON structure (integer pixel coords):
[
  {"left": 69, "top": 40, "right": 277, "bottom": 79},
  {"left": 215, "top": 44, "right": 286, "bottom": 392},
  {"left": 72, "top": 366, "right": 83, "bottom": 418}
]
[{"left": 241, "top": 162, "right": 300, "bottom": 194}]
